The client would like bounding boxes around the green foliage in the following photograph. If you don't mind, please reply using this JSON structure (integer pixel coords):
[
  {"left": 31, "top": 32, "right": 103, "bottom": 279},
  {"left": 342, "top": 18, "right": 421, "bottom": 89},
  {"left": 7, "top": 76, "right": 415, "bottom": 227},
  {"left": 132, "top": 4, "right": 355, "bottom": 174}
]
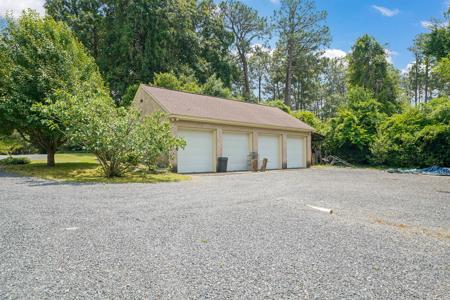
[
  {"left": 0, "top": 11, "right": 106, "bottom": 166},
  {"left": 434, "top": 53, "right": 450, "bottom": 83},
  {"left": 0, "top": 156, "right": 31, "bottom": 165},
  {"left": 43, "top": 92, "right": 141, "bottom": 177},
  {"left": 45, "top": 0, "right": 235, "bottom": 102},
  {"left": 324, "top": 87, "right": 385, "bottom": 163},
  {"left": 0, "top": 132, "right": 37, "bottom": 155},
  {"left": 121, "top": 84, "right": 140, "bottom": 107},
  {"left": 0, "top": 157, "right": 31, "bottom": 165},
  {"left": 201, "top": 74, "right": 232, "bottom": 98},
  {"left": 274, "top": 0, "right": 330, "bottom": 106},
  {"left": 135, "top": 112, "right": 186, "bottom": 171},
  {"left": 153, "top": 72, "right": 203, "bottom": 94},
  {"left": 372, "top": 97, "right": 450, "bottom": 167},
  {"left": 424, "top": 16, "right": 450, "bottom": 61},
  {"left": 266, "top": 100, "right": 291, "bottom": 113},
  {"left": 348, "top": 34, "right": 400, "bottom": 115},
  {"left": 152, "top": 72, "right": 231, "bottom": 98},
  {"left": 291, "top": 110, "right": 322, "bottom": 131},
  {"left": 153, "top": 72, "right": 181, "bottom": 90},
  {"left": 221, "top": 0, "right": 268, "bottom": 100},
  {"left": 43, "top": 89, "right": 184, "bottom": 177}
]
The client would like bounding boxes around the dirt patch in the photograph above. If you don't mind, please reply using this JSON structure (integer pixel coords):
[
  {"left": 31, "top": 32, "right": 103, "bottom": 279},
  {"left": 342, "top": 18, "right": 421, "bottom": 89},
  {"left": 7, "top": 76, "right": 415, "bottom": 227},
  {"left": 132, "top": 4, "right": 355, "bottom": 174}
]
[{"left": 372, "top": 217, "right": 450, "bottom": 241}]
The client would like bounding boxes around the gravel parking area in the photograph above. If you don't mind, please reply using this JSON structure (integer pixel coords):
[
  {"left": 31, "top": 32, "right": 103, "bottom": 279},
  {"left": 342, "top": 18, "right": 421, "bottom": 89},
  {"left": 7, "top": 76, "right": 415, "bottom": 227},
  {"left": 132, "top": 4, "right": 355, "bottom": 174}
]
[{"left": 0, "top": 167, "right": 449, "bottom": 299}]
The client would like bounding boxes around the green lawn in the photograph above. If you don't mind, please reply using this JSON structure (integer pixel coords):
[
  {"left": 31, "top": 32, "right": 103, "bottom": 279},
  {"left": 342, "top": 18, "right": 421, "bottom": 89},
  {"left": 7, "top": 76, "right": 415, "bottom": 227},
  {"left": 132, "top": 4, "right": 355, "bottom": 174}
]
[{"left": 1, "top": 153, "right": 189, "bottom": 183}]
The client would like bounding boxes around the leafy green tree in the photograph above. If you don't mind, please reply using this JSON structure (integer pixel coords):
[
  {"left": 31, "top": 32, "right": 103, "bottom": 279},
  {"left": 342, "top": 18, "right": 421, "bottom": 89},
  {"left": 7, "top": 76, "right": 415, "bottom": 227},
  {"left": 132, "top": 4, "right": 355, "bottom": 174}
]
[
  {"left": 372, "top": 97, "right": 450, "bottom": 167},
  {"left": 249, "top": 45, "right": 271, "bottom": 102},
  {"left": 264, "top": 48, "right": 286, "bottom": 101},
  {"left": 266, "top": 100, "right": 291, "bottom": 113},
  {"left": 291, "top": 52, "right": 322, "bottom": 111},
  {"left": 323, "top": 87, "right": 385, "bottom": 163},
  {"left": 201, "top": 74, "right": 232, "bottom": 98},
  {"left": 424, "top": 7, "right": 450, "bottom": 61},
  {"left": 195, "top": 0, "right": 235, "bottom": 87},
  {"left": 43, "top": 88, "right": 185, "bottom": 177},
  {"left": 291, "top": 110, "right": 322, "bottom": 131},
  {"left": 135, "top": 112, "right": 186, "bottom": 172},
  {"left": 45, "top": 0, "right": 235, "bottom": 102},
  {"left": 221, "top": 0, "right": 267, "bottom": 101},
  {"left": 45, "top": 0, "right": 104, "bottom": 59},
  {"left": 0, "top": 11, "right": 106, "bottom": 166},
  {"left": 435, "top": 54, "right": 450, "bottom": 84},
  {"left": 316, "top": 57, "right": 347, "bottom": 119},
  {"left": 121, "top": 84, "right": 140, "bottom": 107},
  {"left": 153, "top": 73, "right": 182, "bottom": 90},
  {"left": 274, "top": 0, "right": 330, "bottom": 106},
  {"left": 348, "top": 34, "right": 400, "bottom": 114}
]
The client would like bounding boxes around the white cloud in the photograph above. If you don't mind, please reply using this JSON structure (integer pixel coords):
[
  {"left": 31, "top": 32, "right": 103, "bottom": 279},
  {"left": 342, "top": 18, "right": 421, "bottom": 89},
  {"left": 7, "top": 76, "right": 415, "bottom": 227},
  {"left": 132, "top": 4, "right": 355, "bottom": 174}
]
[
  {"left": 401, "top": 62, "right": 415, "bottom": 75},
  {"left": 421, "top": 20, "right": 448, "bottom": 29},
  {"left": 321, "top": 49, "right": 347, "bottom": 59},
  {"left": 384, "top": 49, "right": 398, "bottom": 64},
  {"left": 372, "top": 5, "right": 399, "bottom": 17},
  {"left": 270, "top": 0, "right": 280, "bottom": 4},
  {"left": 0, "top": 0, "right": 45, "bottom": 17},
  {"left": 421, "top": 20, "right": 433, "bottom": 29}
]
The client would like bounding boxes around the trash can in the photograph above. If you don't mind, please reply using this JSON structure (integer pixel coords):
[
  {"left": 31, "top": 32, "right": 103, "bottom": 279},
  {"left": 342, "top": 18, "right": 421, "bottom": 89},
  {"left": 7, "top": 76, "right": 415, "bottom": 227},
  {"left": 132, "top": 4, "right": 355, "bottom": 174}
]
[{"left": 217, "top": 157, "right": 228, "bottom": 172}]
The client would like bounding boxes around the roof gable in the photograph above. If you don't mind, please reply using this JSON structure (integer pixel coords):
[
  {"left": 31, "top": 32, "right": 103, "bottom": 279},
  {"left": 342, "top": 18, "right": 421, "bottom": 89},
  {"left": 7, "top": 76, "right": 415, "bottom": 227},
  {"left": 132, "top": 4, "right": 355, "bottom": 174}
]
[{"left": 140, "top": 85, "right": 314, "bottom": 132}]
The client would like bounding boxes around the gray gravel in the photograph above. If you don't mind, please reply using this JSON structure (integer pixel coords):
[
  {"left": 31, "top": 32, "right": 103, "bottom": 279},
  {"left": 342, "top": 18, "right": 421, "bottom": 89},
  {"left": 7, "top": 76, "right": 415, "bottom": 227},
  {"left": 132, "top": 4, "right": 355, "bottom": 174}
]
[
  {"left": 0, "top": 167, "right": 449, "bottom": 299},
  {"left": 0, "top": 154, "right": 48, "bottom": 161}
]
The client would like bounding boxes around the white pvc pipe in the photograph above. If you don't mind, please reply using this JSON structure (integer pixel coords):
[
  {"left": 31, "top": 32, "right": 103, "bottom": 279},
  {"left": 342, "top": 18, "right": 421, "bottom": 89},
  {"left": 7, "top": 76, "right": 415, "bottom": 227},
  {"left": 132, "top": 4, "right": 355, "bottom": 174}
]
[{"left": 307, "top": 205, "right": 333, "bottom": 214}]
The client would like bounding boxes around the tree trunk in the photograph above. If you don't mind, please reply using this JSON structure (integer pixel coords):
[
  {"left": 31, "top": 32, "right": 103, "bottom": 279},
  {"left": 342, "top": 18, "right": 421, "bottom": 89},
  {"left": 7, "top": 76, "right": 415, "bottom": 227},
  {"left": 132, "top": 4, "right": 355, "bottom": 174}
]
[
  {"left": 241, "top": 53, "right": 251, "bottom": 101},
  {"left": 424, "top": 57, "right": 429, "bottom": 102},
  {"left": 414, "top": 55, "right": 419, "bottom": 106},
  {"left": 258, "top": 75, "right": 262, "bottom": 102},
  {"left": 284, "top": 42, "right": 293, "bottom": 106},
  {"left": 47, "top": 148, "right": 56, "bottom": 167}
]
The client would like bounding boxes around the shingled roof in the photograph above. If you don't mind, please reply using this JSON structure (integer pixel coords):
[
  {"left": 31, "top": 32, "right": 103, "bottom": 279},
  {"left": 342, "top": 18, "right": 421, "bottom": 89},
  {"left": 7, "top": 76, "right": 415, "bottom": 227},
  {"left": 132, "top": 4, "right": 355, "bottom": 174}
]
[{"left": 141, "top": 85, "right": 314, "bottom": 132}]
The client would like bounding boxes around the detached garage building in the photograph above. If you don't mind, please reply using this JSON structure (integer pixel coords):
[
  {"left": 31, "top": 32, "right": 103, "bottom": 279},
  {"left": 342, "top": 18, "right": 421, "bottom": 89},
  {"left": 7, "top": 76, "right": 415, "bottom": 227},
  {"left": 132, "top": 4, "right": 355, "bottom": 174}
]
[{"left": 133, "top": 84, "right": 314, "bottom": 173}]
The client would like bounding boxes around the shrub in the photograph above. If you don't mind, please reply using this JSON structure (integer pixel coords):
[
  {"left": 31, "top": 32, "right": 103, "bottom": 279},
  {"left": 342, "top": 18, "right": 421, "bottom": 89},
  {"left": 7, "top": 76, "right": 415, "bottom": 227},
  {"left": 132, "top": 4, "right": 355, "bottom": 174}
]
[
  {"left": 0, "top": 157, "right": 30, "bottom": 165},
  {"left": 372, "top": 97, "right": 450, "bottom": 167},
  {"left": 42, "top": 88, "right": 185, "bottom": 177},
  {"left": 0, "top": 132, "right": 37, "bottom": 155},
  {"left": 266, "top": 100, "right": 291, "bottom": 113},
  {"left": 323, "top": 87, "right": 385, "bottom": 163},
  {"left": 135, "top": 112, "right": 186, "bottom": 172},
  {"left": 291, "top": 110, "right": 323, "bottom": 131}
]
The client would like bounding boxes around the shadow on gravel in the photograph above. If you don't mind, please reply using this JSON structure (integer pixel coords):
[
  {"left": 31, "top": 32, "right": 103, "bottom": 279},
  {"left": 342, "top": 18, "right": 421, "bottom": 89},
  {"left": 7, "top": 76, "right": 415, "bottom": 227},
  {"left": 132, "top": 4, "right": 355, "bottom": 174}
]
[{"left": 0, "top": 171, "right": 98, "bottom": 187}]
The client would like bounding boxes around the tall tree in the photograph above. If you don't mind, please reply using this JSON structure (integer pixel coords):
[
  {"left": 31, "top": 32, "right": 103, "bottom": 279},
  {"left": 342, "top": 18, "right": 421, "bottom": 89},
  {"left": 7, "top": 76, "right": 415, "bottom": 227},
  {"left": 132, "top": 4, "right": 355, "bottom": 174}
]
[
  {"left": 45, "top": 0, "right": 104, "bottom": 59},
  {"left": 45, "top": 0, "right": 235, "bottom": 103},
  {"left": 221, "top": 0, "right": 267, "bottom": 101},
  {"left": 249, "top": 45, "right": 271, "bottom": 102},
  {"left": 347, "top": 34, "right": 400, "bottom": 114},
  {"left": 264, "top": 48, "right": 286, "bottom": 101},
  {"left": 0, "top": 11, "right": 108, "bottom": 166},
  {"left": 274, "top": 0, "right": 329, "bottom": 107}
]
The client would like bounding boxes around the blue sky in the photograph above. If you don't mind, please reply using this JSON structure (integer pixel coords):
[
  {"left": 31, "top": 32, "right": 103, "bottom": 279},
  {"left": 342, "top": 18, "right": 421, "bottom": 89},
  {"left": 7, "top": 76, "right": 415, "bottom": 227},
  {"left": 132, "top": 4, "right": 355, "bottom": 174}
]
[
  {"left": 1, "top": 0, "right": 448, "bottom": 71},
  {"left": 240, "top": 0, "right": 449, "bottom": 71}
]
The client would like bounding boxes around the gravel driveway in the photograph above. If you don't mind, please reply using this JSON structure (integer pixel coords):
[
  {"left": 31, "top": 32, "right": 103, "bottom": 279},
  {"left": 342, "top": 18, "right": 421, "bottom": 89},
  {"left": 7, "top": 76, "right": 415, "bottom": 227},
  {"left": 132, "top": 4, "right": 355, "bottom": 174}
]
[{"left": 0, "top": 167, "right": 449, "bottom": 299}]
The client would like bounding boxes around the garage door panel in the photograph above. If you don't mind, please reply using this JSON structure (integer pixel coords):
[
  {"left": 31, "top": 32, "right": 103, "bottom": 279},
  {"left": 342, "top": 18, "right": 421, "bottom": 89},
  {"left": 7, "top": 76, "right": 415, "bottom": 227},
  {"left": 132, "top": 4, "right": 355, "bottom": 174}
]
[
  {"left": 258, "top": 135, "right": 280, "bottom": 169},
  {"left": 223, "top": 132, "right": 249, "bottom": 171},
  {"left": 177, "top": 130, "right": 214, "bottom": 173},
  {"left": 287, "top": 136, "right": 306, "bottom": 168}
]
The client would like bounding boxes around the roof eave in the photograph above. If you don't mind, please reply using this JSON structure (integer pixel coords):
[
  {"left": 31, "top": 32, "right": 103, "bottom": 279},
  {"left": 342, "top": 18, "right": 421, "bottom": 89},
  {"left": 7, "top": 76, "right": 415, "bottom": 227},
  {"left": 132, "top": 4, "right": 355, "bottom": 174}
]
[{"left": 170, "top": 114, "right": 315, "bottom": 133}]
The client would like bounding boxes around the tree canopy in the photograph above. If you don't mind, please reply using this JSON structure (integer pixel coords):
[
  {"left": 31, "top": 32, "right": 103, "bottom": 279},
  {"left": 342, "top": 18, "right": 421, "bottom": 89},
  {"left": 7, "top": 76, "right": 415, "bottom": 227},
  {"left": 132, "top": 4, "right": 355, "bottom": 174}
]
[{"left": 0, "top": 10, "right": 108, "bottom": 166}]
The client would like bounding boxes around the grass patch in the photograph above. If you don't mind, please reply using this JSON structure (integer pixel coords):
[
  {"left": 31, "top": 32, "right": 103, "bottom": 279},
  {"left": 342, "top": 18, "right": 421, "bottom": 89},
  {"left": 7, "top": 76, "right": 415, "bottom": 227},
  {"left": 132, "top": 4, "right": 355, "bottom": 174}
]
[{"left": 1, "top": 153, "right": 189, "bottom": 183}]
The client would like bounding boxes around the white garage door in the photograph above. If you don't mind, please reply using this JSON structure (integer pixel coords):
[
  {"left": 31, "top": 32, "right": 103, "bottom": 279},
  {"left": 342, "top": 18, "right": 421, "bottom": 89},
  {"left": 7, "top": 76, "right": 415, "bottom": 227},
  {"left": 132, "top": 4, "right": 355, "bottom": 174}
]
[
  {"left": 287, "top": 136, "right": 306, "bottom": 168},
  {"left": 177, "top": 129, "right": 214, "bottom": 173},
  {"left": 258, "top": 134, "right": 281, "bottom": 169},
  {"left": 223, "top": 132, "right": 250, "bottom": 171}
]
